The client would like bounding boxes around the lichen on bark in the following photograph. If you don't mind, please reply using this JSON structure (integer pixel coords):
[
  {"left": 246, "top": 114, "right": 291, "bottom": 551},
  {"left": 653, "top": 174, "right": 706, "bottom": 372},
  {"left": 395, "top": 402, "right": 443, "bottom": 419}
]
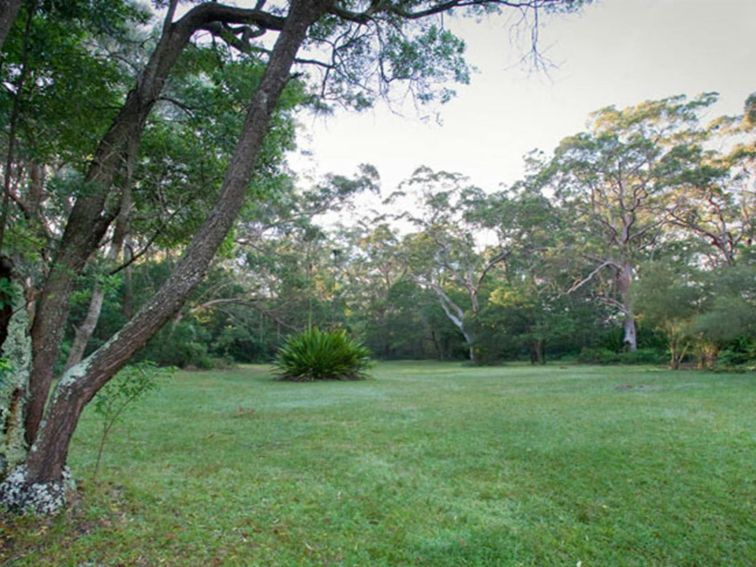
[
  {"left": 0, "top": 284, "right": 31, "bottom": 476},
  {"left": 0, "top": 464, "right": 75, "bottom": 515}
]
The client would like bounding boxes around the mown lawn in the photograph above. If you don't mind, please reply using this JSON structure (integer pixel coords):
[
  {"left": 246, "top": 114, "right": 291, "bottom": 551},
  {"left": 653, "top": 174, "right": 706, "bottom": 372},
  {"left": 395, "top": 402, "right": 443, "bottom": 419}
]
[{"left": 1, "top": 362, "right": 754, "bottom": 565}]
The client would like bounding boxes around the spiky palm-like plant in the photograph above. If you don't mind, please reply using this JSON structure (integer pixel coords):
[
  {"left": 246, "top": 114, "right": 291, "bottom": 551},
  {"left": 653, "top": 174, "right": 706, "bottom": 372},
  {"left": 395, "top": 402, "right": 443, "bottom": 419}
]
[{"left": 274, "top": 328, "right": 372, "bottom": 381}]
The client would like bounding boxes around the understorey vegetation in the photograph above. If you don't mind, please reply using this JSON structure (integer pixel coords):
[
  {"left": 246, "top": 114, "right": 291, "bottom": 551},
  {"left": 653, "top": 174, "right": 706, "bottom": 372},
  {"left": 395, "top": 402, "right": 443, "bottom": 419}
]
[
  {"left": 274, "top": 327, "right": 372, "bottom": 381},
  {"left": 48, "top": 95, "right": 752, "bottom": 373}
]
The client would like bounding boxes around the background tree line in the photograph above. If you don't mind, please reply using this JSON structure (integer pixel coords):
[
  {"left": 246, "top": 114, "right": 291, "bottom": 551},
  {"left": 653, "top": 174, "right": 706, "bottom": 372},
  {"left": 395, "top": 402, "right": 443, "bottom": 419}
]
[{"left": 52, "top": 94, "right": 754, "bottom": 371}]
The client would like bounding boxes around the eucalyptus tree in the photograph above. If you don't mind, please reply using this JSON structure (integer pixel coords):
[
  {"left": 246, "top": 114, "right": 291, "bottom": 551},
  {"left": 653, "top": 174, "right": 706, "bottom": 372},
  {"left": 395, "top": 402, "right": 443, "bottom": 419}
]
[
  {"left": 539, "top": 94, "right": 720, "bottom": 351},
  {"left": 393, "top": 167, "right": 507, "bottom": 362},
  {"left": 335, "top": 221, "right": 412, "bottom": 357},
  {"left": 473, "top": 180, "right": 583, "bottom": 362},
  {"left": 664, "top": 94, "right": 755, "bottom": 267},
  {"left": 0, "top": 0, "right": 583, "bottom": 514}
]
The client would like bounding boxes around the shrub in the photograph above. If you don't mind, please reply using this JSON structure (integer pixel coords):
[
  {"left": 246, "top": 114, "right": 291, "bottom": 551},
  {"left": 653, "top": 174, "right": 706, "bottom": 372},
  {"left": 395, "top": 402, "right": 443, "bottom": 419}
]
[
  {"left": 715, "top": 337, "right": 756, "bottom": 371},
  {"left": 140, "top": 321, "right": 215, "bottom": 369},
  {"left": 92, "top": 362, "right": 173, "bottom": 479},
  {"left": 578, "top": 347, "right": 620, "bottom": 364},
  {"left": 617, "top": 348, "right": 667, "bottom": 365},
  {"left": 578, "top": 347, "right": 665, "bottom": 365},
  {"left": 274, "top": 328, "right": 372, "bottom": 381}
]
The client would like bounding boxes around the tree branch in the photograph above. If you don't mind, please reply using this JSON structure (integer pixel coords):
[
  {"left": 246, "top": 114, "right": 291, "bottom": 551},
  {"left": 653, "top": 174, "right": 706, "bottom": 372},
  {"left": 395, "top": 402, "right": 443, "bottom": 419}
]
[{"left": 568, "top": 260, "right": 619, "bottom": 294}]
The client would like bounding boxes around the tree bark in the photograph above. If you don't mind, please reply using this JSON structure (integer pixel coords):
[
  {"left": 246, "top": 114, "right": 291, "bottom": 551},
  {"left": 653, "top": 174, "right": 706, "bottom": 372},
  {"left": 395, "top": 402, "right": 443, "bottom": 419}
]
[
  {"left": 64, "top": 286, "right": 106, "bottom": 371},
  {"left": 0, "top": 283, "right": 31, "bottom": 476},
  {"left": 27, "top": 163, "right": 44, "bottom": 214},
  {"left": 616, "top": 262, "right": 637, "bottom": 352},
  {"left": 429, "top": 282, "right": 475, "bottom": 363},
  {"left": 22, "top": 0, "right": 332, "bottom": 490}
]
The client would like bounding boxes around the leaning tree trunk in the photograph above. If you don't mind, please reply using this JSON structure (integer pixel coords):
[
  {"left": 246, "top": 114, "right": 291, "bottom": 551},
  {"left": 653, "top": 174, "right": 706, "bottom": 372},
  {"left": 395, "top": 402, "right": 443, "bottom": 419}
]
[
  {"left": 22, "top": 3, "right": 228, "bottom": 447},
  {"left": 429, "top": 282, "right": 476, "bottom": 363},
  {"left": 616, "top": 262, "right": 637, "bottom": 352},
  {"left": 0, "top": 0, "right": 332, "bottom": 515}
]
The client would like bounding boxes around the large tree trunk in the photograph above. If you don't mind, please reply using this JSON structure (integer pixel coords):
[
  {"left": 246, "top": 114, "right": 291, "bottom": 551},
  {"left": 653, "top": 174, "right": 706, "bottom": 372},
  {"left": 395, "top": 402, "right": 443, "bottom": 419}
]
[
  {"left": 616, "top": 262, "right": 637, "bottom": 352},
  {"left": 22, "top": 5, "right": 216, "bottom": 447},
  {"left": 622, "top": 315, "right": 637, "bottom": 352},
  {"left": 2, "top": 0, "right": 331, "bottom": 515}
]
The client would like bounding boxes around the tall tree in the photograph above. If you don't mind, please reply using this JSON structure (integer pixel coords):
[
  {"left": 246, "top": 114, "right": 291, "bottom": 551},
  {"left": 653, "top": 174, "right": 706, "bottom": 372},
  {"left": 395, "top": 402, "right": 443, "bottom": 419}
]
[
  {"left": 0, "top": 0, "right": 583, "bottom": 514},
  {"left": 539, "top": 94, "right": 720, "bottom": 351},
  {"left": 394, "top": 167, "right": 505, "bottom": 363},
  {"left": 664, "top": 94, "right": 755, "bottom": 267}
]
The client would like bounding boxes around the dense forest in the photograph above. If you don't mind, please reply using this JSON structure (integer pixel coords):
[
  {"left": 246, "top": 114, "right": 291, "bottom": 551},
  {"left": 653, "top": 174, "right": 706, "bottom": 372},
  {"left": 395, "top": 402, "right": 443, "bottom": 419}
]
[
  {"left": 42, "top": 94, "right": 756, "bottom": 371},
  {"left": 0, "top": 0, "right": 753, "bottom": 515}
]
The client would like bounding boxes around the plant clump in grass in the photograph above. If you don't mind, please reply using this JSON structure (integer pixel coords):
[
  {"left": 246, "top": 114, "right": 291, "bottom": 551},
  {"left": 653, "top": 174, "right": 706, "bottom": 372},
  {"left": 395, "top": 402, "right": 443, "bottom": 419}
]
[{"left": 273, "top": 328, "right": 372, "bottom": 381}]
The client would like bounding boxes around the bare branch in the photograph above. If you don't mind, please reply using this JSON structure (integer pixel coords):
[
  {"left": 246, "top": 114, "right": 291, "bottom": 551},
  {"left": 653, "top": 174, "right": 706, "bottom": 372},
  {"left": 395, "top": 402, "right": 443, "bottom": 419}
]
[
  {"left": 330, "top": 0, "right": 564, "bottom": 23},
  {"left": 568, "top": 260, "right": 619, "bottom": 294}
]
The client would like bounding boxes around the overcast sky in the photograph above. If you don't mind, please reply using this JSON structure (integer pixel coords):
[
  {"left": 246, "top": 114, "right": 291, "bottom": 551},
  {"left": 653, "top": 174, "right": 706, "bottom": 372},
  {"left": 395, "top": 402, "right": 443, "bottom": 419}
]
[{"left": 289, "top": 0, "right": 756, "bottom": 201}]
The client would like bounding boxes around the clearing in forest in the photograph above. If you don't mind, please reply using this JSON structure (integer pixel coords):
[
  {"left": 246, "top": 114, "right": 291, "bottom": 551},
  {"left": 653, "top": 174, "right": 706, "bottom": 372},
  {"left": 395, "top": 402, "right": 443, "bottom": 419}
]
[{"left": 2, "top": 362, "right": 753, "bottom": 566}]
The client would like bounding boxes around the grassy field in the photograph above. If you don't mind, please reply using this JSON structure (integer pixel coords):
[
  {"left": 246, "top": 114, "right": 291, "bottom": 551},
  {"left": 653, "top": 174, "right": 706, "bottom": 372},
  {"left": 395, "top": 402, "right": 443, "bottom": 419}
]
[{"left": 1, "top": 362, "right": 754, "bottom": 565}]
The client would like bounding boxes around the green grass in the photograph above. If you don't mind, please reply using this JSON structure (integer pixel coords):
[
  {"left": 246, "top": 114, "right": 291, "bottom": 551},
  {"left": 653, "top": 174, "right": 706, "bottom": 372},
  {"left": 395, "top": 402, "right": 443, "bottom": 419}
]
[{"left": 1, "top": 362, "right": 754, "bottom": 565}]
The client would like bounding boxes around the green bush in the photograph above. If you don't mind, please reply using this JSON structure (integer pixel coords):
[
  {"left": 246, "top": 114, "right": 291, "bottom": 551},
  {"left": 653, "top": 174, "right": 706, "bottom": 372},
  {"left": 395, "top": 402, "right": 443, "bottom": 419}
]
[
  {"left": 715, "top": 337, "right": 756, "bottom": 371},
  {"left": 578, "top": 347, "right": 665, "bottom": 365},
  {"left": 617, "top": 348, "right": 667, "bottom": 365},
  {"left": 274, "top": 328, "right": 372, "bottom": 381},
  {"left": 139, "top": 321, "right": 215, "bottom": 369},
  {"left": 578, "top": 347, "right": 620, "bottom": 364}
]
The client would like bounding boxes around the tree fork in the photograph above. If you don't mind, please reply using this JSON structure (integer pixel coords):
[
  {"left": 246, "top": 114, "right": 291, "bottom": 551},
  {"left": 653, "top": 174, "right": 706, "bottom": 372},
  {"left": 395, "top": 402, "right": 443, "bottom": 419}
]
[
  {"left": 21, "top": 0, "right": 332, "bottom": 493},
  {"left": 23, "top": 1, "right": 259, "bottom": 446}
]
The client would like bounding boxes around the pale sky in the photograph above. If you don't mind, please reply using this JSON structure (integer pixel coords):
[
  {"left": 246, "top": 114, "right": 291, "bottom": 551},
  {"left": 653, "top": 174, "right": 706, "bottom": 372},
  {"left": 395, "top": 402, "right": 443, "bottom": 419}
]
[{"left": 290, "top": 0, "right": 756, "bottom": 202}]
